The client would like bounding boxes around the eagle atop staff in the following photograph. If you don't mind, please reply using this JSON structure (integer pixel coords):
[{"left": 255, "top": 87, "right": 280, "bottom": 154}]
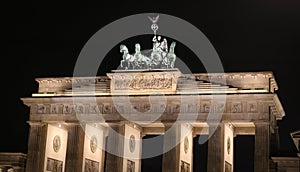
[
  {"left": 148, "top": 15, "right": 159, "bottom": 24},
  {"left": 148, "top": 15, "right": 160, "bottom": 35}
]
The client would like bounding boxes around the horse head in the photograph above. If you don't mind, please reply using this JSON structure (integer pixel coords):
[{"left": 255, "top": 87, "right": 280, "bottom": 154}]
[
  {"left": 120, "top": 44, "right": 128, "bottom": 54},
  {"left": 169, "top": 42, "right": 176, "bottom": 53},
  {"left": 135, "top": 43, "right": 141, "bottom": 54}
]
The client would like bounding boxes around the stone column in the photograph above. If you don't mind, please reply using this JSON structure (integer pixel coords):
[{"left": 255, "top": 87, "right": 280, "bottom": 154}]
[
  {"left": 25, "top": 123, "right": 47, "bottom": 172},
  {"left": 207, "top": 123, "right": 234, "bottom": 172},
  {"left": 207, "top": 123, "right": 224, "bottom": 172},
  {"left": 105, "top": 123, "right": 142, "bottom": 172},
  {"left": 254, "top": 122, "right": 270, "bottom": 172},
  {"left": 105, "top": 124, "right": 125, "bottom": 172},
  {"left": 162, "top": 123, "right": 193, "bottom": 172},
  {"left": 162, "top": 124, "right": 180, "bottom": 172},
  {"left": 65, "top": 124, "right": 85, "bottom": 172}
]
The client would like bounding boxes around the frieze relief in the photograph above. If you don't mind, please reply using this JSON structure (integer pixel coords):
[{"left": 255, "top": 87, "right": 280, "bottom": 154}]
[
  {"left": 63, "top": 104, "right": 75, "bottom": 114},
  {"left": 103, "top": 104, "right": 113, "bottom": 114},
  {"left": 89, "top": 104, "right": 100, "bottom": 114},
  {"left": 50, "top": 104, "right": 59, "bottom": 114},
  {"left": 201, "top": 103, "right": 211, "bottom": 113},
  {"left": 33, "top": 100, "right": 270, "bottom": 116},
  {"left": 200, "top": 102, "right": 225, "bottom": 113},
  {"left": 231, "top": 102, "right": 242, "bottom": 113},
  {"left": 37, "top": 104, "right": 48, "bottom": 114},
  {"left": 247, "top": 102, "right": 258, "bottom": 113},
  {"left": 166, "top": 103, "right": 181, "bottom": 114},
  {"left": 75, "top": 104, "right": 85, "bottom": 114},
  {"left": 113, "top": 74, "right": 173, "bottom": 90}
]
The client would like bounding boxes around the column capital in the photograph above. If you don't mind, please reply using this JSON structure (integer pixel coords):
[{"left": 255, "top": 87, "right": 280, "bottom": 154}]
[
  {"left": 207, "top": 121, "right": 225, "bottom": 128},
  {"left": 27, "top": 121, "right": 47, "bottom": 126}
]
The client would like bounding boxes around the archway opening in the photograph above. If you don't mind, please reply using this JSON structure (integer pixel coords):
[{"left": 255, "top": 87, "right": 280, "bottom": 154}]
[
  {"left": 193, "top": 135, "right": 209, "bottom": 172},
  {"left": 141, "top": 135, "right": 164, "bottom": 172},
  {"left": 234, "top": 135, "right": 254, "bottom": 172}
]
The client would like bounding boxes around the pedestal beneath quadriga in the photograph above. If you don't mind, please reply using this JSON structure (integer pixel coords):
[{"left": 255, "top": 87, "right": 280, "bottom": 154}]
[{"left": 107, "top": 68, "right": 181, "bottom": 95}]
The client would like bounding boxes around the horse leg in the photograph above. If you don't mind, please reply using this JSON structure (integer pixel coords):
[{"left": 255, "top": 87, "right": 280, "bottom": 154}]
[{"left": 120, "top": 60, "right": 124, "bottom": 67}]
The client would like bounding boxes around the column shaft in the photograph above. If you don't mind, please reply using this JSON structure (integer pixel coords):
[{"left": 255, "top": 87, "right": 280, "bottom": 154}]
[
  {"left": 105, "top": 125, "right": 124, "bottom": 172},
  {"left": 25, "top": 124, "right": 47, "bottom": 172},
  {"left": 162, "top": 124, "right": 180, "bottom": 172},
  {"left": 65, "top": 124, "right": 85, "bottom": 172},
  {"left": 207, "top": 124, "right": 224, "bottom": 172},
  {"left": 254, "top": 123, "right": 270, "bottom": 172}
]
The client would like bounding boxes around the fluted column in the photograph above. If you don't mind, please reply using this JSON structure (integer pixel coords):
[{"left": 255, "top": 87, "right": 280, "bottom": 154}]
[
  {"left": 254, "top": 122, "right": 270, "bottom": 172},
  {"left": 105, "top": 124, "right": 125, "bottom": 172},
  {"left": 162, "top": 123, "right": 193, "bottom": 172},
  {"left": 162, "top": 124, "right": 180, "bottom": 172},
  {"left": 207, "top": 123, "right": 225, "bottom": 172},
  {"left": 25, "top": 123, "right": 47, "bottom": 172},
  {"left": 65, "top": 124, "right": 85, "bottom": 172}
]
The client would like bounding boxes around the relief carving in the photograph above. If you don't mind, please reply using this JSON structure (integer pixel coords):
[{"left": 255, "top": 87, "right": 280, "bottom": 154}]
[
  {"left": 50, "top": 104, "right": 59, "bottom": 114},
  {"left": 129, "top": 135, "right": 136, "bottom": 153},
  {"left": 90, "top": 136, "right": 97, "bottom": 153},
  {"left": 89, "top": 104, "right": 100, "bottom": 114},
  {"left": 180, "top": 161, "right": 190, "bottom": 172},
  {"left": 37, "top": 104, "right": 47, "bottom": 114},
  {"left": 53, "top": 135, "right": 61, "bottom": 153},
  {"left": 231, "top": 102, "right": 242, "bottom": 113},
  {"left": 202, "top": 103, "right": 211, "bottom": 113},
  {"left": 63, "top": 104, "right": 75, "bottom": 114},
  {"left": 167, "top": 104, "right": 181, "bottom": 114},
  {"left": 127, "top": 160, "right": 135, "bottom": 172},
  {"left": 76, "top": 104, "right": 85, "bottom": 114},
  {"left": 42, "top": 100, "right": 264, "bottom": 118},
  {"left": 85, "top": 158, "right": 99, "bottom": 172},
  {"left": 201, "top": 102, "right": 225, "bottom": 113},
  {"left": 184, "top": 136, "right": 189, "bottom": 154},
  {"left": 131, "top": 105, "right": 139, "bottom": 113},
  {"left": 225, "top": 161, "right": 232, "bottom": 172},
  {"left": 103, "top": 104, "right": 112, "bottom": 114},
  {"left": 159, "top": 104, "right": 167, "bottom": 113},
  {"left": 46, "top": 157, "right": 63, "bottom": 172},
  {"left": 114, "top": 74, "right": 173, "bottom": 90},
  {"left": 142, "top": 103, "right": 151, "bottom": 112},
  {"left": 247, "top": 102, "right": 258, "bottom": 113}
]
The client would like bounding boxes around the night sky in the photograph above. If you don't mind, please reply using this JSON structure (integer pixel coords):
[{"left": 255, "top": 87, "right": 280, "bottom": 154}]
[{"left": 4, "top": 1, "right": 300, "bottom": 171}]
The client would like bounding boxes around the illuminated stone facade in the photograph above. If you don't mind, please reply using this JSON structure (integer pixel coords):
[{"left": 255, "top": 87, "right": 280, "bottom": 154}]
[{"left": 17, "top": 69, "right": 287, "bottom": 171}]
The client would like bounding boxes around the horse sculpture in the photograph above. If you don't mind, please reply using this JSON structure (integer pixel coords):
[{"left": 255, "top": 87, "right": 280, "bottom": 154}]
[
  {"left": 134, "top": 43, "right": 151, "bottom": 69},
  {"left": 120, "top": 44, "right": 135, "bottom": 70},
  {"left": 119, "top": 37, "right": 177, "bottom": 70},
  {"left": 165, "top": 42, "right": 176, "bottom": 68}
]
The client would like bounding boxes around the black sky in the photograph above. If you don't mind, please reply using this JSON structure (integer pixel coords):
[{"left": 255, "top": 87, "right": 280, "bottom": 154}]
[{"left": 3, "top": 0, "right": 300, "bottom": 169}]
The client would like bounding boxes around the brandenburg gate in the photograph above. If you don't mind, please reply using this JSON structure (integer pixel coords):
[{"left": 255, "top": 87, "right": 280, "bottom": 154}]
[{"left": 21, "top": 67, "right": 284, "bottom": 172}]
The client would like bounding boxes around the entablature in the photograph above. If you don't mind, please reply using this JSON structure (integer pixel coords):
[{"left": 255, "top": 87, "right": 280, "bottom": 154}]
[{"left": 22, "top": 93, "right": 284, "bottom": 123}]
